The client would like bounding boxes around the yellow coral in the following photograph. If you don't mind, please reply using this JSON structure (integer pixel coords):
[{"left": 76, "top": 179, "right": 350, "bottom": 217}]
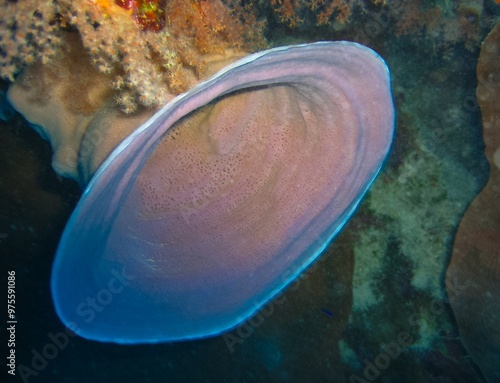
[{"left": 91, "top": 0, "right": 133, "bottom": 18}]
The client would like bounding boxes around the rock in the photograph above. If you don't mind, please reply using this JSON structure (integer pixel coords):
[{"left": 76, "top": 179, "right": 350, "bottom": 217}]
[{"left": 446, "top": 22, "right": 500, "bottom": 383}]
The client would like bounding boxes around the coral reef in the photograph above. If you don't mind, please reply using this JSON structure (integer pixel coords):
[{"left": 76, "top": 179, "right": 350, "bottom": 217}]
[
  {"left": 1, "top": 1, "right": 489, "bottom": 113},
  {"left": 6, "top": 32, "right": 155, "bottom": 181},
  {"left": 1, "top": 1, "right": 498, "bottom": 381},
  {"left": 268, "top": 0, "right": 363, "bottom": 27},
  {"left": 391, "top": 0, "right": 485, "bottom": 52},
  {"left": 335, "top": 7, "right": 491, "bottom": 377},
  {"left": 0, "top": 0, "right": 265, "bottom": 112},
  {"left": 6, "top": 25, "right": 254, "bottom": 183}
]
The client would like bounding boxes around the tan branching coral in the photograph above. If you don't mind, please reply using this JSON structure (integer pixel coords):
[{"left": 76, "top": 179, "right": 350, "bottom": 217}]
[
  {"left": 0, "top": 1, "right": 62, "bottom": 80},
  {"left": 268, "top": 0, "right": 387, "bottom": 27},
  {"left": 391, "top": 0, "right": 485, "bottom": 52},
  {"left": 0, "top": 0, "right": 266, "bottom": 113}
]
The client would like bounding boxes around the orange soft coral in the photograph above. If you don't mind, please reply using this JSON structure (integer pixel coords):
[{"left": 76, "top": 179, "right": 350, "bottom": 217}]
[{"left": 114, "top": 0, "right": 167, "bottom": 31}]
